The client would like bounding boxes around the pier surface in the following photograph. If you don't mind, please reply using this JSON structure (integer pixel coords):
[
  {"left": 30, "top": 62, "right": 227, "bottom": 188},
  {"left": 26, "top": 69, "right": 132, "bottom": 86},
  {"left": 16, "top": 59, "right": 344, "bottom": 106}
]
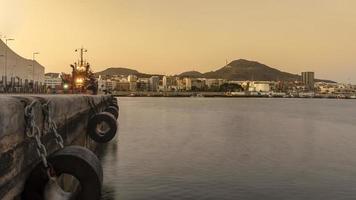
[{"left": 0, "top": 94, "right": 112, "bottom": 199}]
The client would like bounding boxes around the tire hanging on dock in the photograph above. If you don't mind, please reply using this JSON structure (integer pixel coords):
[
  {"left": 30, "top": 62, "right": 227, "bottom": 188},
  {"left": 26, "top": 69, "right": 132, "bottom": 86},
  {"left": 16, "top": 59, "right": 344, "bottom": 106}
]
[
  {"left": 104, "top": 106, "right": 119, "bottom": 119},
  {"left": 110, "top": 101, "right": 119, "bottom": 110},
  {"left": 110, "top": 96, "right": 117, "bottom": 103},
  {"left": 109, "top": 97, "right": 119, "bottom": 109},
  {"left": 87, "top": 112, "right": 118, "bottom": 143},
  {"left": 22, "top": 146, "right": 103, "bottom": 200}
]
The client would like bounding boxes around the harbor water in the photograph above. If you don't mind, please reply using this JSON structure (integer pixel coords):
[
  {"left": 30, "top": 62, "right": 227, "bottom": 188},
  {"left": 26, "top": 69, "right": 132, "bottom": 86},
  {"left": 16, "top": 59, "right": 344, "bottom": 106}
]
[{"left": 100, "top": 97, "right": 356, "bottom": 200}]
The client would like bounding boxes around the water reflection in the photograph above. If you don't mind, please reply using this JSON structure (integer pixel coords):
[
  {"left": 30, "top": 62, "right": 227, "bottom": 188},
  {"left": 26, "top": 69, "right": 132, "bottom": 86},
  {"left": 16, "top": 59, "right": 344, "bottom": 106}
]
[{"left": 100, "top": 98, "right": 356, "bottom": 200}]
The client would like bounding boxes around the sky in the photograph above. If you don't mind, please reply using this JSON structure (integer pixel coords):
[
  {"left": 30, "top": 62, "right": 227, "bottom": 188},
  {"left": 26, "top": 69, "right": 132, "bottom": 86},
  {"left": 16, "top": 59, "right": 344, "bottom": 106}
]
[{"left": 1, "top": 0, "right": 356, "bottom": 83}]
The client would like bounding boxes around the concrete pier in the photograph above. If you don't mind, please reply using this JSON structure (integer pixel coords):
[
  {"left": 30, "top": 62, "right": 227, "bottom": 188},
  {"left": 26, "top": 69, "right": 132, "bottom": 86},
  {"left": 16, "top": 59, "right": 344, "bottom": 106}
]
[{"left": 0, "top": 95, "right": 114, "bottom": 199}]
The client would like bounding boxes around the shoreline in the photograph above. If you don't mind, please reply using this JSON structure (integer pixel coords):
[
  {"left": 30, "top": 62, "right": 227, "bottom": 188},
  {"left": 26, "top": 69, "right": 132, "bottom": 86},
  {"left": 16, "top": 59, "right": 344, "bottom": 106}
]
[{"left": 110, "top": 92, "right": 356, "bottom": 99}]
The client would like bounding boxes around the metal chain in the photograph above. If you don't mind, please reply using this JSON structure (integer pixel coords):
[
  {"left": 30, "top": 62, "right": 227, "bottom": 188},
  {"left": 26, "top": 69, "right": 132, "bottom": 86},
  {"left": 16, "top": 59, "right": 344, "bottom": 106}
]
[
  {"left": 42, "top": 101, "right": 64, "bottom": 148},
  {"left": 86, "top": 96, "right": 97, "bottom": 114},
  {"left": 25, "top": 100, "right": 49, "bottom": 168},
  {"left": 84, "top": 96, "right": 97, "bottom": 149}
]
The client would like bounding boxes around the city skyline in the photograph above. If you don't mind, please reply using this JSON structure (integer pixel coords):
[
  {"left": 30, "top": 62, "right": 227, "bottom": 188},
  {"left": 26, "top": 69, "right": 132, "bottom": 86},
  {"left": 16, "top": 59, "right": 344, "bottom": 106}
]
[{"left": 1, "top": 0, "right": 356, "bottom": 83}]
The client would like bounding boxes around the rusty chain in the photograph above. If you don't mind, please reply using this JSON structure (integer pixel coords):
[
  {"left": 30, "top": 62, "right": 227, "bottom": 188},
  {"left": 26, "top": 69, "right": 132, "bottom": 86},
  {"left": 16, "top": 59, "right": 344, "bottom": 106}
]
[
  {"left": 25, "top": 100, "right": 49, "bottom": 168},
  {"left": 86, "top": 96, "right": 98, "bottom": 114},
  {"left": 42, "top": 101, "right": 64, "bottom": 149}
]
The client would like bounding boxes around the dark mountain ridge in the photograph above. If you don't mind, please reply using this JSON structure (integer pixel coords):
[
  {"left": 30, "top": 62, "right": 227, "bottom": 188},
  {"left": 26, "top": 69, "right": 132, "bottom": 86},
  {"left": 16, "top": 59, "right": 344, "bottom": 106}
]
[
  {"left": 178, "top": 71, "right": 204, "bottom": 78},
  {"left": 95, "top": 67, "right": 140, "bottom": 76},
  {"left": 95, "top": 67, "right": 157, "bottom": 78},
  {"left": 95, "top": 59, "right": 334, "bottom": 82},
  {"left": 204, "top": 59, "right": 300, "bottom": 81}
]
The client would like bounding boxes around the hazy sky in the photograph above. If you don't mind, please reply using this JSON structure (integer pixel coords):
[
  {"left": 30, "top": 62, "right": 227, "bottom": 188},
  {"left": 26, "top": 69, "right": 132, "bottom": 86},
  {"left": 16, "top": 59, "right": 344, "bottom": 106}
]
[{"left": 1, "top": 0, "right": 356, "bottom": 82}]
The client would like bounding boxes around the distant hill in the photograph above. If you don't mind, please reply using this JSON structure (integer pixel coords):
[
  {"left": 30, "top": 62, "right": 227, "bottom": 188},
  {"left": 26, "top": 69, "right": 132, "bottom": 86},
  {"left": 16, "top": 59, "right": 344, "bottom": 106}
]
[
  {"left": 95, "top": 67, "right": 141, "bottom": 76},
  {"left": 180, "top": 59, "right": 334, "bottom": 82},
  {"left": 93, "top": 60, "right": 334, "bottom": 82},
  {"left": 178, "top": 71, "right": 204, "bottom": 78},
  {"left": 95, "top": 67, "right": 160, "bottom": 78},
  {"left": 204, "top": 59, "right": 299, "bottom": 81}
]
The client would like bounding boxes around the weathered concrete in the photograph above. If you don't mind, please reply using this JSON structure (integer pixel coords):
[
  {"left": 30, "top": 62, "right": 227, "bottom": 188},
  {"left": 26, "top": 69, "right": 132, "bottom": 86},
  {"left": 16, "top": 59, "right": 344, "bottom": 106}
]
[{"left": 0, "top": 94, "right": 113, "bottom": 199}]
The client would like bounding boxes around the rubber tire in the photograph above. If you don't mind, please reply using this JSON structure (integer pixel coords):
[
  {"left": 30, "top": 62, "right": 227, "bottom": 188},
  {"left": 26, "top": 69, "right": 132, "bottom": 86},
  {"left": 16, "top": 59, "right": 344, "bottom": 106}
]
[
  {"left": 110, "top": 102, "right": 119, "bottom": 109},
  {"left": 88, "top": 112, "right": 117, "bottom": 143},
  {"left": 110, "top": 98, "right": 118, "bottom": 105},
  {"left": 110, "top": 98, "right": 118, "bottom": 107},
  {"left": 104, "top": 106, "right": 118, "bottom": 119},
  {"left": 22, "top": 146, "right": 103, "bottom": 200}
]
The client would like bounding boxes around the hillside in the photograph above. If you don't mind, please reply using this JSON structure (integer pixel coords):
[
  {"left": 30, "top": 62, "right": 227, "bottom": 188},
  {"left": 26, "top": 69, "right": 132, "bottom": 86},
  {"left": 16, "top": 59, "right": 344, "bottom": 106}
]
[
  {"left": 94, "top": 60, "right": 334, "bottom": 82},
  {"left": 178, "top": 71, "right": 204, "bottom": 78},
  {"left": 95, "top": 67, "right": 141, "bottom": 76},
  {"left": 95, "top": 67, "right": 162, "bottom": 78},
  {"left": 204, "top": 59, "right": 299, "bottom": 81}
]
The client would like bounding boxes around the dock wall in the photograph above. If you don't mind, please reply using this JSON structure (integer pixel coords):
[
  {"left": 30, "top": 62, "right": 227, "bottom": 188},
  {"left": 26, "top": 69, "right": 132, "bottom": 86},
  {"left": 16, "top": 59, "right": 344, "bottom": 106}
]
[{"left": 0, "top": 95, "right": 113, "bottom": 199}]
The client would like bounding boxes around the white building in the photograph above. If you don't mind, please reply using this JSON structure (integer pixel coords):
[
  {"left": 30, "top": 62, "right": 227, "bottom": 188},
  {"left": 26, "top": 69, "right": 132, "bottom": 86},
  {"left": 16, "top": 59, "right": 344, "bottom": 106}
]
[
  {"left": 206, "top": 79, "right": 226, "bottom": 89},
  {"left": 149, "top": 76, "right": 160, "bottom": 92},
  {"left": 0, "top": 39, "right": 45, "bottom": 84},
  {"left": 128, "top": 75, "right": 138, "bottom": 91},
  {"left": 184, "top": 77, "right": 192, "bottom": 91},
  {"left": 98, "top": 79, "right": 106, "bottom": 92},
  {"left": 192, "top": 79, "right": 205, "bottom": 90},
  {"left": 44, "top": 73, "right": 62, "bottom": 89},
  {"left": 98, "top": 79, "right": 117, "bottom": 92},
  {"left": 128, "top": 75, "right": 137, "bottom": 82},
  {"left": 301, "top": 71, "right": 315, "bottom": 91},
  {"left": 248, "top": 81, "right": 271, "bottom": 92},
  {"left": 176, "top": 78, "right": 186, "bottom": 91},
  {"left": 137, "top": 78, "right": 150, "bottom": 91},
  {"left": 316, "top": 82, "right": 355, "bottom": 95},
  {"left": 183, "top": 78, "right": 205, "bottom": 91},
  {"left": 162, "top": 76, "right": 175, "bottom": 91},
  {"left": 106, "top": 80, "right": 117, "bottom": 91}
]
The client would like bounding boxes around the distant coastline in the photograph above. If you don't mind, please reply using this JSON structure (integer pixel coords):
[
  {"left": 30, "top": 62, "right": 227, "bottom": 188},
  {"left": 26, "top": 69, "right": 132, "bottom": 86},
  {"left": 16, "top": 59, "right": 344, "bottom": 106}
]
[{"left": 113, "top": 91, "right": 356, "bottom": 99}]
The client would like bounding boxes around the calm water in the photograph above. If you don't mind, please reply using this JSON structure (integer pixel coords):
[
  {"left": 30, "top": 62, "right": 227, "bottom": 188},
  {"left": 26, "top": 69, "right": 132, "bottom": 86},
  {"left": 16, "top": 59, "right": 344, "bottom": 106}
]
[{"left": 100, "top": 97, "right": 356, "bottom": 200}]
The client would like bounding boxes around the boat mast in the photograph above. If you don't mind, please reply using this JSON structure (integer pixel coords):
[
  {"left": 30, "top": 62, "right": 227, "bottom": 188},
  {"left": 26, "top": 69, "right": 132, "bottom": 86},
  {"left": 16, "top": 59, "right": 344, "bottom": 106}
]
[{"left": 75, "top": 47, "right": 87, "bottom": 66}]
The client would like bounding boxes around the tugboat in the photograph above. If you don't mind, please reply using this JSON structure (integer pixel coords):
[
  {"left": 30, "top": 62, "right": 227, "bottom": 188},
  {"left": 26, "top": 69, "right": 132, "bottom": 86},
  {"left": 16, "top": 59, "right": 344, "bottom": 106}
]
[{"left": 62, "top": 47, "right": 98, "bottom": 94}]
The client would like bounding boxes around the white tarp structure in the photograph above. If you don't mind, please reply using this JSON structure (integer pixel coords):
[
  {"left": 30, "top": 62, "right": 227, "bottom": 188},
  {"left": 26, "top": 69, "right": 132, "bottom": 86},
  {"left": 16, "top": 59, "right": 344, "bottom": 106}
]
[{"left": 0, "top": 39, "right": 45, "bottom": 84}]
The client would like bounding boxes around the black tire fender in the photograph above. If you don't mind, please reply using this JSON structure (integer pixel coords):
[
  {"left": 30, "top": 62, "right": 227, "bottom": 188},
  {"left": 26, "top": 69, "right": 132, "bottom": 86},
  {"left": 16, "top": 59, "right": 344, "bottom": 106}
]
[
  {"left": 110, "top": 102, "right": 119, "bottom": 110},
  {"left": 22, "top": 146, "right": 103, "bottom": 200},
  {"left": 104, "top": 106, "right": 118, "bottom": 119},
  {"left": 109, "top": 98, "right": 118, "bottom": 109},
  {"left": 88, "top": 112, "right": 118, "bottom": 143},
  {"left": 111, "top": 98, "right": 118, "bottom": 103}
]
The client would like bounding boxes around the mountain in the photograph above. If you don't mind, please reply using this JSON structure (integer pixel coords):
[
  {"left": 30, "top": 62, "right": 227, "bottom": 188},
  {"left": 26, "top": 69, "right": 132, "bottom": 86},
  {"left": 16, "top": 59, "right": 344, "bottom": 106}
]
[
  {"left": 95, "top": 67, "right": 163, "bottom": 78},
  {"left": 178, "top": 71, "right": 204, "bottom": 78},
  {"left": 178, "top": 59, "right": 333, "bottom": 82},
  {"left": 204, "top": 59, "right": 299, "bottom": 81},
  {"left": 95, "top": 67, "right": 141, "bottom": 76},
  {"left": 94, "top": 60, "right": 334, "bottom": 82}
]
